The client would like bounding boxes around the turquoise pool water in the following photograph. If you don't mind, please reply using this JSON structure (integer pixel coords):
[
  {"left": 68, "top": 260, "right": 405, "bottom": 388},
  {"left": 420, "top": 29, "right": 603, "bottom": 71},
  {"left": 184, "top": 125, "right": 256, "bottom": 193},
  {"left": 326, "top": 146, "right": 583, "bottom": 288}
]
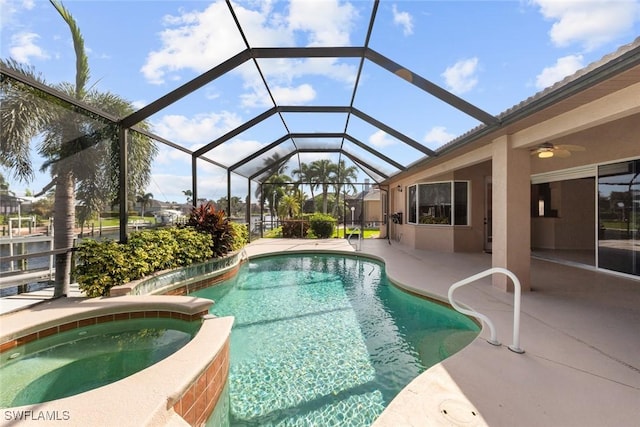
[
  {"left": 191, "top": 254, "right": 479, "bottom": 426},
  {"left": 0, "top": 318, "right": 200, "bottom": 408}
]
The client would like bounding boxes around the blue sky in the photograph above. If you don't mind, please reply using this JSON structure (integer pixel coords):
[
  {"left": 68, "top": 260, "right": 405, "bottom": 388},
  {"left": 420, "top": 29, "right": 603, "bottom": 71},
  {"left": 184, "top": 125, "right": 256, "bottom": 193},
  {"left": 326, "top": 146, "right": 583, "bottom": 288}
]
[{"left": 1, "top": 0, "right": 639, "bottom": 204}]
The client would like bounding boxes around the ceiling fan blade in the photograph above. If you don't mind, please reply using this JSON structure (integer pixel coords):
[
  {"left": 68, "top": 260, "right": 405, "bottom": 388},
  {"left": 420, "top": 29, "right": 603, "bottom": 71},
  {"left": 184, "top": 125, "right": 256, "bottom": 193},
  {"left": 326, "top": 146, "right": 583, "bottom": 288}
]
[
  {"left": 554, "top": 149, "right": 572, "bottom": 158},
  {"left": 556, "top": 144, "right": 585, "bottom": 152}
]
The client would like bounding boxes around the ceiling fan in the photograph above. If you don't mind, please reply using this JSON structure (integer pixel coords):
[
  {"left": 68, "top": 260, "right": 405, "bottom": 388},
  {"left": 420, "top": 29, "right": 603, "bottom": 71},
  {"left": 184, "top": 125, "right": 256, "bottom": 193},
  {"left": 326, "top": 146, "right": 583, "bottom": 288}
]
[{"left": 531, "top": 142, "right": 585, "bottom": 158}]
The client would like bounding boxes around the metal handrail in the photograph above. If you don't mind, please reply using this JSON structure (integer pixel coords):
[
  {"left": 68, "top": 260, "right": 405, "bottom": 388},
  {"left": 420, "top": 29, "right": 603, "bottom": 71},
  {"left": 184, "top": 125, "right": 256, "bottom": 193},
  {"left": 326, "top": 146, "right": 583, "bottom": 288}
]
[
  {"left": 347, "top": 226, "right": 361, "bottom": 251},
  {"left": 448, "top": 267, "right": 524, "bottom": 354}
]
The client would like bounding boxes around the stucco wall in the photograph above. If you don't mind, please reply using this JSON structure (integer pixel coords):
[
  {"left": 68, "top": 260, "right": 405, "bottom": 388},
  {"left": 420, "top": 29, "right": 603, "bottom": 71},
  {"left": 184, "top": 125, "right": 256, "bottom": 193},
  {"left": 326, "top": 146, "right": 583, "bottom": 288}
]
[
  {"left": 454, "top": 161, "right": 491, "bottom": 252},
  {"left": 390, "top": 165, "right": 491, "bottom": 253},
  {"left": 530, "top": 114, "right": 640, "bottom": 175},
  {"left": 415, "top": 225, "right": 454, "bottom": 252},
  {"left": 531, "top": 178, "right": 595, "bottom": 250}
]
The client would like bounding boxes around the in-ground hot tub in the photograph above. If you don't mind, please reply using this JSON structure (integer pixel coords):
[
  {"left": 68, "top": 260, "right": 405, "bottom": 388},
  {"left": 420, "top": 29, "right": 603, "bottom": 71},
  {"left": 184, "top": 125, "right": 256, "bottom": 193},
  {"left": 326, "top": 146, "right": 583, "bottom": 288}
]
[
  {"left": 0, "top": 295, "right": 233, "bottom": 427},
  {"left": 1, "top": 316, "right": 201, "bottom": 407}
]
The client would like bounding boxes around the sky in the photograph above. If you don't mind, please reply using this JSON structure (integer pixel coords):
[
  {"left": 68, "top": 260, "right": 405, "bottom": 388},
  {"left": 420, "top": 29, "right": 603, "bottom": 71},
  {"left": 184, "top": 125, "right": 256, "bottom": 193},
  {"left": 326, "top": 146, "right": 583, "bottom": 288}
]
[{"left": 1, "top": 0, "right": 639, "bottom": 204}]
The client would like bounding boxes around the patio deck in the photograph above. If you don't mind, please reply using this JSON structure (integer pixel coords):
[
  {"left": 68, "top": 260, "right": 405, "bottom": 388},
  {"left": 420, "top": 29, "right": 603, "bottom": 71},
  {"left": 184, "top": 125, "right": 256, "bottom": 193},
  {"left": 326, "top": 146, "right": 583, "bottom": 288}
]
[{"left": 244, "top": 238, "right": 640, "bottom": 427}]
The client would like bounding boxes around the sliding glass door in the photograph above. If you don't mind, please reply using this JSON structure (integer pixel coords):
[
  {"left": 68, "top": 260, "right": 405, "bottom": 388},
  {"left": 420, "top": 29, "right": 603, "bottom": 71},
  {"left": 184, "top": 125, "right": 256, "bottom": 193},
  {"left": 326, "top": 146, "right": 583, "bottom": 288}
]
[{"left": 598, "top": 159, "right": 639, "bottom": 276}]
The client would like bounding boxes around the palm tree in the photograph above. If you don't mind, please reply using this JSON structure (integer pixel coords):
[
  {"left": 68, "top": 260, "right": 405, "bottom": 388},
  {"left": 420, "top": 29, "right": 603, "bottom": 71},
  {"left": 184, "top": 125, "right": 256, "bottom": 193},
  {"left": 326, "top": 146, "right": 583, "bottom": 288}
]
[
  {"left": 254, "top": 153, "right": 290, "bottom": 220},
  {"left": 262, "top": 174, "right": 290, "bottom": 220},
  {"left": 137, "top": 192, "right": 154, "bottom": 217},
  {"left": 332, "top": 160, "right": 358, "bottom": 216},
  {"left": 278, "top": 194, "right": 301, "bottom": 219},
  {"left": 292, "top": 163, "right": 317, "bottom": 212},
  {"left": 0, "top": 0, "right": 156, "bottom": 297},
  {"left": 309, "top": 159, "right": 337, "bottom": 214}
]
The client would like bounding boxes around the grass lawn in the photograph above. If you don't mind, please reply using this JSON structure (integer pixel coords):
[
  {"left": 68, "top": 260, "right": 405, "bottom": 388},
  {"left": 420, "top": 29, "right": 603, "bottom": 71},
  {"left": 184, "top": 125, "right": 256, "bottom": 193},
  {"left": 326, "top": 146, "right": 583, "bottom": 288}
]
[{"left": 263, "top": 225, "right": 381, "bottom": 239}]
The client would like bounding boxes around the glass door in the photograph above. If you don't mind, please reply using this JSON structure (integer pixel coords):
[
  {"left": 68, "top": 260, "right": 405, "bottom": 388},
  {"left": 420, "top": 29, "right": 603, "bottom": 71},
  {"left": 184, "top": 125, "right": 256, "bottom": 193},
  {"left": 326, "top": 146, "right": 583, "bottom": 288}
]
[{"left": 597, "top": 159, "right": 639, "bottom": 276}]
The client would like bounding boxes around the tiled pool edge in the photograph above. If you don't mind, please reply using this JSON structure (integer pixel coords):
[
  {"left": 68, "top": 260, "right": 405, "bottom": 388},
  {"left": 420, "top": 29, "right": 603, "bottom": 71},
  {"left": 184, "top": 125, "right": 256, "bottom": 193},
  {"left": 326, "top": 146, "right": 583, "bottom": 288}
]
[
  {"left": 110, "top": 252, "right": 241, "bottom": 297},
  {"left": 0, "top": 308, "right": 208, "bottom": 355},
  {"left": 0, "top": 298, "right": 233, "bottom": 427},
  {"left": 171, "top": 337, "right": 230, "bottom": 426}
]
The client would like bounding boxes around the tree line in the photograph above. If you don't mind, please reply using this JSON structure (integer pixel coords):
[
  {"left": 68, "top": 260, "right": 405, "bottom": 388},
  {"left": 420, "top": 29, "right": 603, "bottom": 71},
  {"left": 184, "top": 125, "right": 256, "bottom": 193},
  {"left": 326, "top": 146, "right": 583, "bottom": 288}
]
[{"left": 259, "top": 156, "right": 360, "bottom": 220}]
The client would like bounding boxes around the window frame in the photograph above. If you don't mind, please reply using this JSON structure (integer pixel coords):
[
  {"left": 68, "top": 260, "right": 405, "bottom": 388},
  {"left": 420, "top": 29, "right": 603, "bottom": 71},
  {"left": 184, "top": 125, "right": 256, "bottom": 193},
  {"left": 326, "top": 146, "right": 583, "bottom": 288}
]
[{"left": 406, "top": 180, "right": 470, "bottom": 226}]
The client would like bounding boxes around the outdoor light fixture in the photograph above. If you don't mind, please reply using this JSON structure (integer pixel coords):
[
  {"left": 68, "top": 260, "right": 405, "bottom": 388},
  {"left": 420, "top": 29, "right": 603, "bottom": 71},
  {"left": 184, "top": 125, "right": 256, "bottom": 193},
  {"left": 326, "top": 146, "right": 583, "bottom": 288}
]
[
  {"left": 538, "top": 150, "right": 554, "bottom": 158},
  {"left": 397, "top": 185, "right": 403, "bottom": 192}
]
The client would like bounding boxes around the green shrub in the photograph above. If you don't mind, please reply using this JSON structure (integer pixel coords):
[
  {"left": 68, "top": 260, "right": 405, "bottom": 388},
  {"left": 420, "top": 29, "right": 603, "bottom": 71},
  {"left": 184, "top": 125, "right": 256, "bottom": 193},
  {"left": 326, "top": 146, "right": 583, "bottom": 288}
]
[
  {"left": 264, "top": 226, "right": 282, "bottom": 238},
  {"left": 74, "top": 239, "right": 131, "bottom": 297},
  {"left": 75, "top": 226, "right": 214, "bottom": 297},
  {"left": 185, "top": 202, "right": 235, "bottom": 257},
  {"left": 308, "top": 213, "right": 336, "bottom": 238},
  {"left": 126, "top": 229, "right": 177, "bottom": 278},
  {"left": 229, "top": 222, "right": 248, "bottom": 251},
  {"left": 170, "top": 227, "right": 213, "bottom": 266},
  {"left": 282, "top": 219, "right": 309, "bottom": 238}
]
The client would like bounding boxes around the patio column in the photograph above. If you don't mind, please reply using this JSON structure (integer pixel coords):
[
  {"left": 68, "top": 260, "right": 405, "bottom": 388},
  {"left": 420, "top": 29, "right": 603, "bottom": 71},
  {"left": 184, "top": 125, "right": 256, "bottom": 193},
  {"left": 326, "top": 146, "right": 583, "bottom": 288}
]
[{"left": 491, "top": 135, "right": 531, "bottom": 292}]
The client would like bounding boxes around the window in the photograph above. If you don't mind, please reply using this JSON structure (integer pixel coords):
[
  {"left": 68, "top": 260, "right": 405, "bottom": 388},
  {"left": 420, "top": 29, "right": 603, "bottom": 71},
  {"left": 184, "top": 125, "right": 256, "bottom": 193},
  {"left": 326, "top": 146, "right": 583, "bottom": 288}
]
[{"left": 407, "top": 181, "right": 469, "bottom": 225}]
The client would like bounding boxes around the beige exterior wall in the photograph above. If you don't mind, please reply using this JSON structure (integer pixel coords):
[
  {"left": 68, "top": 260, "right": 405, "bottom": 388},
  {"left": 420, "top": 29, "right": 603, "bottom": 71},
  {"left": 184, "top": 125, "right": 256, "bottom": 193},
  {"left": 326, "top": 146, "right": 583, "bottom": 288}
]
[
  {"left": 364, "top": 200, "right": 382, "bottom": 223},
  {"left": 454, "top": 161, "right": 492, "bottom": 252},
  {"left": 382, "top": 71, "right": 639, "bottom": 291},
  {"left": 531, "top": 114, "right": 640, "bottom": 175},
  {"left": 531, "top": 179, "right": 595, "bottom": 250},
  {"left": 415, "top": 225, "right": 454, "bottom": 251}
]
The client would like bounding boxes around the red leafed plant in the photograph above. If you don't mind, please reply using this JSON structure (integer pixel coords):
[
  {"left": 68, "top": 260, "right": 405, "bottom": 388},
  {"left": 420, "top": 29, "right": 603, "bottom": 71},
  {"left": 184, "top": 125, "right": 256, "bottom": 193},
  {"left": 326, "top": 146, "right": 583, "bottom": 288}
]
[{"left": 185, "top": 202, "right": 235, "bottom": 258}]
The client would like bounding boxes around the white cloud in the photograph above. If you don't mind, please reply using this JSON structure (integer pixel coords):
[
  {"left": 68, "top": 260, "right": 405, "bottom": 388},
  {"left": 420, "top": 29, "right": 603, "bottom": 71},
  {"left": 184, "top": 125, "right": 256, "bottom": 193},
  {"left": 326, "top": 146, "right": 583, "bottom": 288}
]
[
  {"left": 9, "top": 32, "right": 49, "bottom": 63},
  {"left": 272, "top": 84, "right": 316, "bottom": 104},
  {"left": 147, "top": 173, "right": 195, "bottom": 203},
  {"left": 153, "top": 145, "right": 192, "bottom": 166},
  {"left": 369, "top": 130, "right": 397, "bottom": 148},
  {"left": 203, "top": 138, "right": 266, "bottom": 166},
  {"left": 531, "top": 0, "right": 640, "bottom": 51},
  {"left": 141, "top": 0, "right": 359, "bottom": 100},
  {"left": 150, "top": 111, "right": 243, "bottom": 145},
  {"left": 239, "top": 57, "right": 356, "bottom": 107},
  {"left": 288, "top": 0, "right": 357, "bottom": 46},
  {"left": 392, "top": 4, "right": 414, "bottom": 36},
  {"left": 423, "top": 126, "right": 456, "bottom": 149},
  {"left": 140, "top": 1, "right": 247, "bottom": 84},
  {"left": 240, "top": 84, "right": 271, "bottom": 109},
  {"left": 131, "top": 100, "right": 147, "bottom": 110},
  {"left": 442, "top": 57, "right": 479, "bottom": 95},
  {"left": 0, "top": 0, "right": 35, "bottom": 27},
  {"left": 535, "top": 54, "right": 584, "bottom": 90}
]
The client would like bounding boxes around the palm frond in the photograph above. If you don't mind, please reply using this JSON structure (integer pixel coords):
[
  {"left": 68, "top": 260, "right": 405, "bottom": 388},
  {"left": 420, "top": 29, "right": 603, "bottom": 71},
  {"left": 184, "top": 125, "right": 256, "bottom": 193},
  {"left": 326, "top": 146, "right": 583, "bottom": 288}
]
[{"left": 49, "top": 0, "right": 90, "bottom": 97}]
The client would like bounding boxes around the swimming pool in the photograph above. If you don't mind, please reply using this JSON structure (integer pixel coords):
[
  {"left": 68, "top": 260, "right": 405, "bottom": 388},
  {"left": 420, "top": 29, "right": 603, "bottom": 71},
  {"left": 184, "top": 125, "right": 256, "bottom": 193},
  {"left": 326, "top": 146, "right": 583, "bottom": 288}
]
[
  {"left": 0, "top": 317, "right": 201, "bottom": 408},
  {"left": 191, "top": 254, "right": 479, "bottom": 426}
]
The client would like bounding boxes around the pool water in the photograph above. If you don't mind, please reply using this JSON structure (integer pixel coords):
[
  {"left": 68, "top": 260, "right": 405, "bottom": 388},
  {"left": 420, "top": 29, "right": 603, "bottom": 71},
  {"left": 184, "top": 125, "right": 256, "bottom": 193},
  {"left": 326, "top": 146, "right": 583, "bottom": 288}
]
[
  {"left": 191, "top": 254, "right": 479, "bottom": 426},
  {"left": 0, "top": 318, "right": 200, "bottom": 408}
]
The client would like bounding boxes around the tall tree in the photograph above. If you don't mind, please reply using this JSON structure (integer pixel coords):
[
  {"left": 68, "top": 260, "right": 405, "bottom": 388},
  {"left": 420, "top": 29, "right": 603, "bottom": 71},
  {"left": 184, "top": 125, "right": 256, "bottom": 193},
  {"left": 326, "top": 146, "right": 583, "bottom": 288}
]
[
  {"left": 0, "top": 0, "right": 156, "bottom": 297},
  {"left": 309, "top": 159, "right": 337, "bottom": 214},
  {"left": 137, "top": 192, "right": 154, "bottom": 217},
  {"left": 292, "top": 162, "right": 317, "bottom": 212},
  {"left": 332, "top": 160, "right": 358, "bottom": 216},
  {"left": 254, "top": 153, "right": 290, "bottom": 220}
]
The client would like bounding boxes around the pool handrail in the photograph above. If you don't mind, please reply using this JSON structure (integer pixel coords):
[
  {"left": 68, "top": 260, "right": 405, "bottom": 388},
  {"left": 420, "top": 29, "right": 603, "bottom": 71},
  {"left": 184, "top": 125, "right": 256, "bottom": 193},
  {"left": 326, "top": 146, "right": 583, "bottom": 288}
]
[
  {"left": 448, "top": 267, "right": 524, "bottom": 354},
  {"left": 347, "top": 226, "right": 361, "bottom": 251}
]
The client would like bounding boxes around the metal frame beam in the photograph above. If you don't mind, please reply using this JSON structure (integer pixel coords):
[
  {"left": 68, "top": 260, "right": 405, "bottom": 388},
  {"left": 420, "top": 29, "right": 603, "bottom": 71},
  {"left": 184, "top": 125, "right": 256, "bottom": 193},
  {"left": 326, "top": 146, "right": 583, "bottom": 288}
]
[
  {"left": 193, "top": 107, "right": 278, "bottom": 157},
  {"left": 365, "top": 48, "right": 499, "bottom": 126},
  {"left": 120, "top": 50, "right": 253, "bottom": 127},
  {"left": 351, "top": 108, "right": 436, "bottom": 156}
]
